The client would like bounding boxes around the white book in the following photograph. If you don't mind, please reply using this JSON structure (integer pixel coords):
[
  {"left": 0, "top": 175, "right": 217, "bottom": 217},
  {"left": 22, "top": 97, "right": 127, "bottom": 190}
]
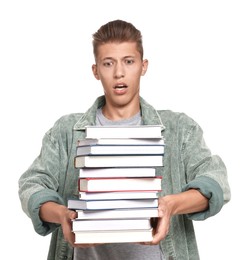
[
  {"left": 77, "top": 137, "right": 164, "bottom": 146},
  {"left": 78, "top": 177, "right": 162, "bottom": 192},
  {"left": 74, "top": 154, "right": 163, "bottom": 168},
  {"left": 74, "top": 229, "right": 153, "bottom": 244},
  {"left": 76, "top": 144, "right": 164, "bottom": 156},
  {"left": 78, "top": 191, "right": 158, "bottom": 200},
  {"left": 72, "top": 218, "right": 152, "bottom": 231},
  {"left": 67, "top": 198, "right": 158, "bottom": 210},
  {"left": 79, "top": 167, "right": 156, "bottom": 178},
  {"left": 76, "top": 208, "right": 159, "bottom": 219},
  {"left": 85, "top": 125, "right": 163, "bottom": 139}
]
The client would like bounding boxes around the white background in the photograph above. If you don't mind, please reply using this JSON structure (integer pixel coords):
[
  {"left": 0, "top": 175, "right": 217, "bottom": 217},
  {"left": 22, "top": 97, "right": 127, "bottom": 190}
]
[{"left": 0, "top": 1, "right": 244, "bottom": 259}]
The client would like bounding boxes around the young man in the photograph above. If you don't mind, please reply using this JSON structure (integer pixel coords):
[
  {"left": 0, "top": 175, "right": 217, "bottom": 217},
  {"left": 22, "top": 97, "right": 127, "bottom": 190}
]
[{"left": 18, "top": 20, "right": 231, "bottom": 260}]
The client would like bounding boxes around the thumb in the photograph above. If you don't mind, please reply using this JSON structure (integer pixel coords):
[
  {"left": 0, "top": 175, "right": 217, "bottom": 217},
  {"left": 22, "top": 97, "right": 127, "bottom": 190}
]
[{"left": 68, "top": 209, "right": 77, "bottom": 220}]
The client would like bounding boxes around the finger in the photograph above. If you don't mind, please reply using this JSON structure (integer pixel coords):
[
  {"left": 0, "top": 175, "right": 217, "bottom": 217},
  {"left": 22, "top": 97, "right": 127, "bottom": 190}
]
[{"left": 151, "top": 218, "right": 169, "bottom": 244}]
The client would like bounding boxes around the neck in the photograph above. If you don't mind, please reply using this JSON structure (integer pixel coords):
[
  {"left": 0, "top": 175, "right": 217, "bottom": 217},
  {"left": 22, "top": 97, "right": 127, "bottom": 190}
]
[{"left": 102, "top": 103, "right": 140, "bottom": 121}]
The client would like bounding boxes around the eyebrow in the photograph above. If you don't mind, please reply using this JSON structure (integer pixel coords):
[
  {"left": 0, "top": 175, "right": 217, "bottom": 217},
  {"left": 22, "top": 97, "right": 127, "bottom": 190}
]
[{"left": 102, "top": 55, "right": 135, "bottom": 61}]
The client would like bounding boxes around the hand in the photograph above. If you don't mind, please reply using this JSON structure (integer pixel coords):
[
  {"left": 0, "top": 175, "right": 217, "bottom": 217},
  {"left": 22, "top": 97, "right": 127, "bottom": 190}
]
[
  {"left": 152, "top": 196, "right": 172, "bottom": 244},
  {"left": 40, "top": 202, "right": 101, "bottom": 249},
  {"left": 60, "top": 208, "right": 76, "bottom": 247},
  {"left": 60, "top": 208, "right": 101, "bottom": 248},
  {"left": 139, "top": 196, "right": 172, "bottom": 246},
  {"left": 141, "top": 190, "right": 209, "bottom": 245}
]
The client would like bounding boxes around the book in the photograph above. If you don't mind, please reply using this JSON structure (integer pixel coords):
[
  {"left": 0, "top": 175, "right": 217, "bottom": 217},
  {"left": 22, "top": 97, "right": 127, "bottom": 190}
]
[
  {"left": 76, "top": 208, "right": 159, "bottom": 219},
  {"left": 79, "top": 167, "right": 156, "bottom": 178},
  {"left": 74, "top": 229, "right": 153, "bottom": 244},
  {"left": 72, "top": 218, "right": 152, "bottom": 231},
  {"left": 85, "top": 125, "right": 163, "bottom": 138},
  {"left": 74, "top": 155, "right": 163, "bottom": 168},
  {"left": 67, "top": 198, "right": 158, "bottom": 210},
  {"left": 76, "top": 144, "right": 164, "bottom": 156},
  {"left": 77, "top": 137, "right": 164, "bottom": 146},
  {"left": 78, "top": 191, "right": 158, "bottom": 200},
  {"left": 78, "top": 177, "right": 162, "bottom": 192}
]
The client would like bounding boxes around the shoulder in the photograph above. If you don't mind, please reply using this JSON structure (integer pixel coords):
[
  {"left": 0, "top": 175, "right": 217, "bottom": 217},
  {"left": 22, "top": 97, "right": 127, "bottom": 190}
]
[
  {"left": 45, "top": 113, "right": 84, "bottom": 140},
  {"left": 56, "top": 113, "right": 84, "bottom": 126},
  {"left": 156, "top": 110, "right": 204, "bottom": 143},
  {"left": 157, "top": 109, "right": 198, "bottom": 129}
]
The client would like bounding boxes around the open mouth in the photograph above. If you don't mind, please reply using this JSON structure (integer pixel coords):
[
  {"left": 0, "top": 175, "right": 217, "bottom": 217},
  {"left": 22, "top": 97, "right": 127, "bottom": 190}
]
[{"left": 114, "top": 84, "right": 128, "bottom": 90}]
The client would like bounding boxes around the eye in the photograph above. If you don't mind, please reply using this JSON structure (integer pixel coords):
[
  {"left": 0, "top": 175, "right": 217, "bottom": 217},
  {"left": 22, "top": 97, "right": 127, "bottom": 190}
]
[
  {"left": 125, "top": 59, "right": 134, "bottom": 65},
  {"left": 103, "top": 61, "right": 113, "bottom": 67}
]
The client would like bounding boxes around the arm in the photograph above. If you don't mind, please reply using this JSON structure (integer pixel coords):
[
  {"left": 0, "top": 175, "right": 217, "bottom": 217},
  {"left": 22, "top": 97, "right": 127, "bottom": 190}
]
[
  {"left": 40, "top": 201, "right": 100, "bottom": 248},
  {"left": 151, "top": 189, "right": 208, "bottom": 244},
  {"left": 149, "top": 114, "right": 230, "bottom": 245},
  {"left": 18, "top": 126, "right": 64, "bottom": 235},
  {"left": 40, "top": 202, "right": 76, "bottom": 246},
  {"left": 19, "top": 116, "right": 73, "bottom": 236}
]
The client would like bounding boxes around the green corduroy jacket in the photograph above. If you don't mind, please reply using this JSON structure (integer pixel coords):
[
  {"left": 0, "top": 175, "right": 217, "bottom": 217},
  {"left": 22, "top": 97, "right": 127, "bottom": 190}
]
[{"left": 18, "top": 96, "right": 231, "bottom": 260}]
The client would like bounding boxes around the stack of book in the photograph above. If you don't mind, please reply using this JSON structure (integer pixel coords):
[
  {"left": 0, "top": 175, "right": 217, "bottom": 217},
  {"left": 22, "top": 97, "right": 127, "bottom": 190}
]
[{"left": 68, "top": 125, "right": 164, "bottom": 244}]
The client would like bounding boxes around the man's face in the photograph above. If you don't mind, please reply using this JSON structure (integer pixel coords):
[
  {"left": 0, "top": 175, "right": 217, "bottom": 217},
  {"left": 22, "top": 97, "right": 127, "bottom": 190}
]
[{"left": 92, "top": 42, "right": 148, "bottom": 110}]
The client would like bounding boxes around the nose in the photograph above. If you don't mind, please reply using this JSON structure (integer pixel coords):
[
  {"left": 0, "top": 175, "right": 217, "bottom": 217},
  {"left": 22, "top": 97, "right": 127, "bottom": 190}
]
[{"left": 114, "top": 63, "right": 125, "bottom": 78}]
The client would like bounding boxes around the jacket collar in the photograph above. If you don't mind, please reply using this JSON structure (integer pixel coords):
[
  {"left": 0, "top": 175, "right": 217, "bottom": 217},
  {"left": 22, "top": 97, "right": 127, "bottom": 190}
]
[{"left": 73, "top": 95, "right": 165, "bottom": 130}]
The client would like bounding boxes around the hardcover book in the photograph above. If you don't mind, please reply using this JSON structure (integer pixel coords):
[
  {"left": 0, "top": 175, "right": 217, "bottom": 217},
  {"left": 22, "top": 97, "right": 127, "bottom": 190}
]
[
  {"left": 78, "top": 177, "right": 162, "bottom": 192},
  {"left": 76, "top": 144, "right": 164, "bottom": 156},
  {"left": 79, "top": 167, "right": 156, "bottom": 178},
  {"left": 77, "top": 137, "right": 164, "bottom": 146},
  {"left": 72, "top": 218, "right": 152, "bottom": 231},
  {"left": 75, "top": 208, "right": 159, "bottom": 219},
  {"left": 74, "top": 154, "right": 164, "bottom": 168},
  {"left": 85, "top": 125, "right": 163, "bottom": 139},
  {"left": 67, "top": 198, "right": 158, "bottom": 210},
  {"left": 78, "top": 191, "right": 158, "bottom": 200},
  {"left": 74, "top": 229, "right": 153, "bottom": 244}
]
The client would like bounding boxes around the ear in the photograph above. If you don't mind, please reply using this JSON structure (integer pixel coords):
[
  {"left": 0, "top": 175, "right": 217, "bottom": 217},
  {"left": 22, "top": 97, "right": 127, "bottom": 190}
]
[
  {"left": 141, "top": 59, "right": 148, "bottom": 76},
  {"left": 92, "top": 64, "right": 100, "bottom": 80}
]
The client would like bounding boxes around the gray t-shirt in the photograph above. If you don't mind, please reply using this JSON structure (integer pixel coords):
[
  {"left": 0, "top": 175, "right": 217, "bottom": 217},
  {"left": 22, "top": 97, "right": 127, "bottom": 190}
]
[{"left": 74, "top": 108, "right": 164, "bottom": 260}]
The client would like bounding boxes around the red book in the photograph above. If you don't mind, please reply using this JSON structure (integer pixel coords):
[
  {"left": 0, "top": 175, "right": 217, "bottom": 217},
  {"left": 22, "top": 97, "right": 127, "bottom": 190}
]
[{"left": 78, "top": 177, "right": 162, "bottom": 192}]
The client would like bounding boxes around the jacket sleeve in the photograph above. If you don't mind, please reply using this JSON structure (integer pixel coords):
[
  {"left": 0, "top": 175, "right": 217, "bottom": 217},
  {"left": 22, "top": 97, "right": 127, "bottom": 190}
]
[
  {"left": 180, "top": 116, "right": 231, "bottom": 220},
  {"left": 18, "top": 120, "right": 66, "bottom": 236}
]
